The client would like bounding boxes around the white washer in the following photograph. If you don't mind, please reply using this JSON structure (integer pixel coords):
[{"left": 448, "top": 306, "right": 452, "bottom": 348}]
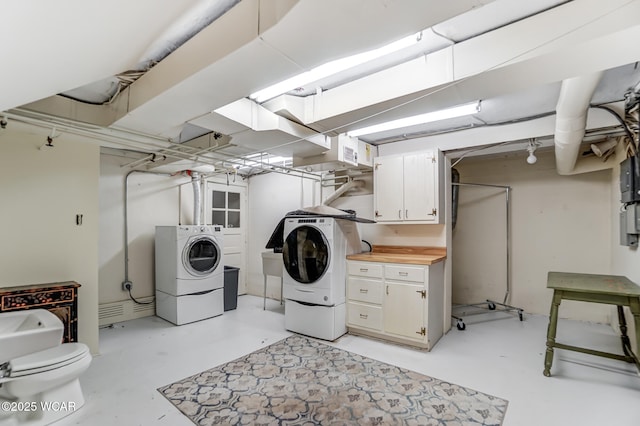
[
  {"left": 155, "top": 225, "right": 224, "bottom": 325},
  {"left": 282, "top": 217, "right": 361, "bottom": 340}
]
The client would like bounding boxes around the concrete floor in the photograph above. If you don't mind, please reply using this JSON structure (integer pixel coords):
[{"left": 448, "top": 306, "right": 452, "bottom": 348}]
[{"left": 57, "top": 295, "right": 640, "bottom": 425}]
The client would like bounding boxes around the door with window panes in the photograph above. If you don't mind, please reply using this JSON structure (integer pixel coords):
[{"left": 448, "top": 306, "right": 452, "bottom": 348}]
[{"left": 207, "top": 182, "right": 246, "bottom": 294}]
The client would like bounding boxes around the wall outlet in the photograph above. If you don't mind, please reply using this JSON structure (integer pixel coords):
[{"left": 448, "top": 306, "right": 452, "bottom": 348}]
[{"left": 122, "top": 281, "right": 133, "bottom": 291}]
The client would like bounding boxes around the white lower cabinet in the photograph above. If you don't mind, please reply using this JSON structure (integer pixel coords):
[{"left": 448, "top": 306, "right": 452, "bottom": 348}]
[
  {"left": 346, "top": 260, "right": 444, "bottom": 350},
  {"left": 383, "top": 281, "right": 424, "bottom": 339},
  {"left": 347, "top": 302, "right": 382, "bottom": 330}
]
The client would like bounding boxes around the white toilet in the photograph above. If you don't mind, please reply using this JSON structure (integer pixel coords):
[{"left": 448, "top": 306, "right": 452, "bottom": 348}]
[{"left": 0, "top": 310, "right": 92, "bottom": 426}]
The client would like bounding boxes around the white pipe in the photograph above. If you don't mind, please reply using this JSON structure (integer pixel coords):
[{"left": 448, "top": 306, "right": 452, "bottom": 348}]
[
  {"left": 323, "top": 180, "right": 365, "bottom": 206},
  {"left": 554, "top": 71, "right": 604, "bottom": 175},
  {"left": 200, "top": 176, "right": 206, "bottom": 225},
  {"left": 123, "top": 170, "right": 172, "bottom": 289},
  {"left": 191, "top": 171, "right": 201, "bottom": 225}
]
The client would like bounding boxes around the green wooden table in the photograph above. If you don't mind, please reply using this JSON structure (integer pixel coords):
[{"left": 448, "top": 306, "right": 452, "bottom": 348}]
[{"left": 544, "top": 271, "right": 640, "bottom": 377}]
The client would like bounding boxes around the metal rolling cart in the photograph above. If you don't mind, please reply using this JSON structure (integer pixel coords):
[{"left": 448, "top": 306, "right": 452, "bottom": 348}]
[{"left": 451, "top": 179, "right": 524, "bottom": 330}]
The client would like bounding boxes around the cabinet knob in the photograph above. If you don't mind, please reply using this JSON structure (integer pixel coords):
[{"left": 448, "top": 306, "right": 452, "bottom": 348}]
[
  {"left": 359, "top": 268, "right": 368, "bottom": 272},
  {"left": 359, "top": 313, "right": 368, "bottom": 319},
  {"left": 359, "top": 289, "right": 368, "bottom": 293}
]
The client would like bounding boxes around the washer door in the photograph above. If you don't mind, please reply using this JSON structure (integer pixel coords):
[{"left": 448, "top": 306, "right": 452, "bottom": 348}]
[
  {"left": 283, "top": 225, "right": 329, "bottom": 284},
  {"left": 183, "top": 236, "right": 221, "bottom": 276}
]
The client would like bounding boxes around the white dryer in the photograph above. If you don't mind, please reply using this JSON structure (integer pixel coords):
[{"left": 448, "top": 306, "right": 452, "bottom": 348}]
[
  {"left": 155, "top": 225, "right": 224, "bottom": 325},
  {"left": 282, "top": 217, "right": 361, "bottom": 340}
]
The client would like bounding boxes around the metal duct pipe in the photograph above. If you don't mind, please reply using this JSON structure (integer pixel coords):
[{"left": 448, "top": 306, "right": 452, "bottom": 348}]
[
  {"left": 191, "top": 171, "right": 201, "bottom": 226},
  {"left": 554, "top": 71, "right": 604, "bottom": 175},
  {"left": 323, "top": 180, "right": 365, "bottom": 206}
]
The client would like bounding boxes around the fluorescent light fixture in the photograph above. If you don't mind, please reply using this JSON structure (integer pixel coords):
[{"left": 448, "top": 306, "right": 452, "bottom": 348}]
[
  {"left": 346, "top": 101, "right": 481, "bottom": 137},
  {"left": 250, "top": 32, "right": 422, "bottom": 103},
  {"left": 238, "top": 153, "right": 292, "bottom": 169}
]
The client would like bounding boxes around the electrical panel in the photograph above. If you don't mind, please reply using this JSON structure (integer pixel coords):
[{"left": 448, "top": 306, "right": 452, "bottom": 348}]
[
  {"left": 620, "top": 155, "right": 640, "bottom": 246},
  {"left": 620, "top": 206, "right": 639, "bottom": 247},
  {"left": 620, "top": 155, "right": 640, "bottom": 203}
]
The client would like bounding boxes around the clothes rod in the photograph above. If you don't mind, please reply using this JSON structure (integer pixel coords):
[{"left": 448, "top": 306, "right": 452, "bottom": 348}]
[{"left": 452, "top": 181, "right": 511, "bottom": 305}]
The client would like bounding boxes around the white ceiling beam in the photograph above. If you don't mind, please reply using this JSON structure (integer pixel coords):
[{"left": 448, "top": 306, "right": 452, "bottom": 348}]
[
  {"left": 0, "top": 0, "right": 204, "bottom": 112},
  {"left": 269, "top": 0, "right": 640, "bottom": 133}
]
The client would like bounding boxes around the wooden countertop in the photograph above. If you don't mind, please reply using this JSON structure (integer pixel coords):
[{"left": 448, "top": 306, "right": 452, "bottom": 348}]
[{"left": 346, "top": 245, "right": 446, "bottom": 265}]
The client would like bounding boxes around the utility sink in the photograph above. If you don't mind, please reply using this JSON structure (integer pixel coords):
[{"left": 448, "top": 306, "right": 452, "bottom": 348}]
[{"left": 0, "top": 309, "right": 64, "bottom": 364}]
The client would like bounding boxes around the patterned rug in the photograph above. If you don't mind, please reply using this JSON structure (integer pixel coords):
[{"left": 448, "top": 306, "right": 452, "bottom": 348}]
[{"left": 158, "top": 335, "right": 508, "bottom": 425}]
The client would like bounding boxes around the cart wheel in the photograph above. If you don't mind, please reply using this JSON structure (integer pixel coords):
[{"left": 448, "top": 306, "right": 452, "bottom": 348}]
[
  {"left": 456, "top": 320, "right": 466, "bottom": 331},
  {"left": 488, "top": 302, "right": 496, "bottom": 310},
  {"left": 518, "top": 310, "right": 524, "bottom": 321}
]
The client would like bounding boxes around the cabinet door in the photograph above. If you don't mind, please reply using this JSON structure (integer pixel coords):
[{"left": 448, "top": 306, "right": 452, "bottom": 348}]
[
  {"left": 374, "top": 155, "right": 404, "bottom": 222},
  {"left": 403, "top": 152, "right": 437, "bottom": 221},
  {"left": 383, "top": 281, "right": 425, "bottom": 340}
]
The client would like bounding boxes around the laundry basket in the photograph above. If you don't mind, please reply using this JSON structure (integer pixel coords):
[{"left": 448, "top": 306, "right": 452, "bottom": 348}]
[{"left": 223, "top": 266, "right": 239, "bottom": 311}]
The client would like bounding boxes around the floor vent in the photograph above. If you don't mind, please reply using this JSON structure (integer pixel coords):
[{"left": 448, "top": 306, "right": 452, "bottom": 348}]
[{"left": 99, "top": 298, "right": 155, "bottom": 326}]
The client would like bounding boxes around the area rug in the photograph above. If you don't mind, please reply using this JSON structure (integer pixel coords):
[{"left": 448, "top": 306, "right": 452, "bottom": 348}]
[{"left": 158, "top": 335, "right": 508, "bottom": 425}]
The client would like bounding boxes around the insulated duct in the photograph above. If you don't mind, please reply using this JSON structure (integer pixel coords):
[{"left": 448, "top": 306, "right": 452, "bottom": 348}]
[
  {"left": 323, "top": 180, "right": 365, "bottom": 206},
  {"left": 554, "top": 71, "right": 604, "bottom": 175},
  {"left": 191, "top": 171, "right": 201, "bottom": 225}
]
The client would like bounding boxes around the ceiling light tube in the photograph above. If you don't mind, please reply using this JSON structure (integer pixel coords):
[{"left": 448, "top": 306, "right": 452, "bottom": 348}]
[
  {"left": 347, "top": 101, "right": 481, "bottom": 137},
  {"left": 250, "top": 32, "right": 422, "bottom": 103}
]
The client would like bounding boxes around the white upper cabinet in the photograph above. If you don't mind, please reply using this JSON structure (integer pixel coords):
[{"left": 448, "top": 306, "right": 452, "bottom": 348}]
[
  {"left": 373, "top": 154, "right": 404, "bottom": 221},
  {"left": 374, "top": 150, "right": 443, "bottom": 224}
]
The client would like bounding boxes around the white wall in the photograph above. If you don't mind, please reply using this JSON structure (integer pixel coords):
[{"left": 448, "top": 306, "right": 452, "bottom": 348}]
[
  {"left": 245, "top": 133, "right": 631, "bottom": 332},
  {"left": 99, "top": 153, "right": 249, "bottom": 307},
  {"left": 610, "top": 155, "right": 633, "bottom": 266},
  {"left": 452, "top": 149, "right": 613, "bottom": 321},
  {"left": 0, "top": 122, "right": 100, "bottom": 353},
  {"left": 330, "top": 191, "right": 446, "bottom": 248},
  {"left": 99, "top": 153, "right": 196, "bottom": 304},
  {"left": 246, "top": 170, "right": 446, "bottom": 300},
  {"left": 246, "top": 172, "right": 318, "bottom": 298}
]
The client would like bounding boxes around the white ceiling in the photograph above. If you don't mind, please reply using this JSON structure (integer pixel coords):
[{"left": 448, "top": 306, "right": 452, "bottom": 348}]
[{"left": 1, "top": 0, "right": 639, "bottom": 174}]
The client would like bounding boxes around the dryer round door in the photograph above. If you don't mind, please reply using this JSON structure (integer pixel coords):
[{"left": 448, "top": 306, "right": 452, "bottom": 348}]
[
  {"left": 182, "top": 236, "right": 221, "bottom": 277},
  {"left": 283, "top": 225, "right": 330, "bottom": 284}
]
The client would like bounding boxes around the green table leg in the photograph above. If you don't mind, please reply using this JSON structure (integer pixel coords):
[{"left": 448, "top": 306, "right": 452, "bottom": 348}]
[
  {"left": 630, "top": 298, "right": 640, "bottom": 370},
  {"left": 617, "top": 305, "right": 632, "bottom": 357},
  {"left": 544, "top": 291, "right": 562, "bottom": 377}
]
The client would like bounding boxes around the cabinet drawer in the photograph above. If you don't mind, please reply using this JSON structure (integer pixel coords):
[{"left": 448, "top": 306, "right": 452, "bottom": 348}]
[
  {"left": 347, "top": 277, "right": 383, "bottom": 304},
  {"left": 385, "top": 265, "right": 425, "bottom": 282},
  {"left": 347, "top": 302, "right": 382, "bottom": 330},
  {"left": 347, "top": 261, "right": 383, "bottom": 278}
]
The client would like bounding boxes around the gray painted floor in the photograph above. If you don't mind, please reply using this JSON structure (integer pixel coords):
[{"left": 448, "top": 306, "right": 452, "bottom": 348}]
[{"left": 58, "top": 295, "right": 640, "bottom": 425}]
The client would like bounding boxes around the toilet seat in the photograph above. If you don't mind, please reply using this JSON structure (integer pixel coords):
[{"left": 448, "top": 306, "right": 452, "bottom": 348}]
[{"left": 9, "top": 343, "right": 90, "bottom": 377}]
